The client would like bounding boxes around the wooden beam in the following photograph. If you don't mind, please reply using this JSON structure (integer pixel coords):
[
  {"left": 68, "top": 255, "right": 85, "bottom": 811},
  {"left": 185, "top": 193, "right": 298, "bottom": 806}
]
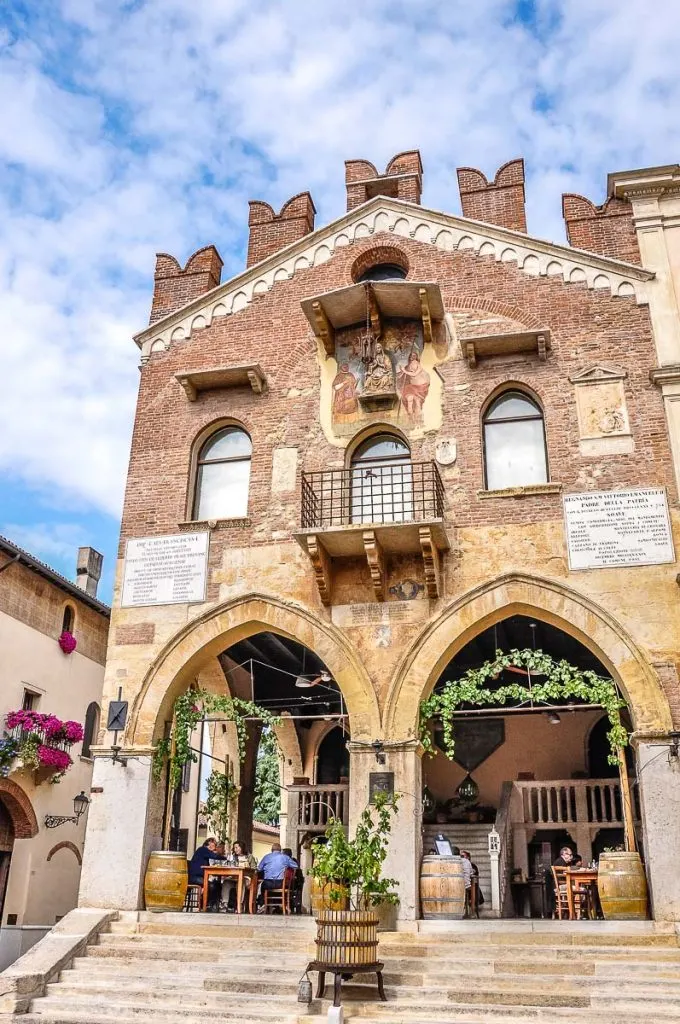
[
  {"left": 419, "top": 525, "right": 442, "bottom": 599},
  {"left": 311, "top": 301, "right": 335, "bottom": 357},
  {"left": 366, "top": 284, "right": 383, "bottom": 340},
  {"left": 419, "top": 287, "right": 433, "bottom": 346},
  {"left": 306, "top": 534, "right": 333, "bottom": 606},
  {"left": 465, "top": 342, "right": 477, "bottom": 369},
  {"left": 362, "top": 530, "right": 386, "bottom": 602}
]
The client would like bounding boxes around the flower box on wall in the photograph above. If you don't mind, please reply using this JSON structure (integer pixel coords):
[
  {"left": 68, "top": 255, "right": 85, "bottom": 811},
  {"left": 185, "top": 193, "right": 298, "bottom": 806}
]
[{"left": 2, "top": 710, "right": 84, "bottom": 784}]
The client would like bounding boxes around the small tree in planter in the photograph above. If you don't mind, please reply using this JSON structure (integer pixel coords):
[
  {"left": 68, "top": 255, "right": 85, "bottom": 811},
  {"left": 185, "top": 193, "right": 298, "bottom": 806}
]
[{"left": 311, "top": 793, "right": 399, "bottom": 967}]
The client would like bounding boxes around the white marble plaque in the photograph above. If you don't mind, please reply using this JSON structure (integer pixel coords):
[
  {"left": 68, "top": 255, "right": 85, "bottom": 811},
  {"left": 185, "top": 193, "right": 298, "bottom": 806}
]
[
  {"left": 121, "top": 532, "right": 209, "bottom": 607},
  {"left": 332, "top": 600, "right": 429, "bottom": 628},
  {"left": 563, "top": 488, "right": 674, "bottom": 571}
]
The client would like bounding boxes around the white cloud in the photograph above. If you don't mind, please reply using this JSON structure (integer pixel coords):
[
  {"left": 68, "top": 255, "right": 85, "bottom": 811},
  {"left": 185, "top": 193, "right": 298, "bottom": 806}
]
[{"left": 1, "top": 0, "right": 680, "bottom": 520}]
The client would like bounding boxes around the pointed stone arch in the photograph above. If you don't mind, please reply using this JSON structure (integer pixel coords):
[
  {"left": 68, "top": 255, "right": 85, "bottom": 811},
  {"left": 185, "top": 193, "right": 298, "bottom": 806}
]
[
  {"left": 127, "top": 593, "right": 380, "bottom": 747},
  {"left": 383, "top": 572, "right": 672, "bottom": 742}
]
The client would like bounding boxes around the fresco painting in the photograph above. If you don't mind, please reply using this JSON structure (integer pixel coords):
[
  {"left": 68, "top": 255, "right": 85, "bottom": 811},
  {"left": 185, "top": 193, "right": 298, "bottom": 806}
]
[{"left": 331, "top": 321, "right": 430, "bottom": 426}]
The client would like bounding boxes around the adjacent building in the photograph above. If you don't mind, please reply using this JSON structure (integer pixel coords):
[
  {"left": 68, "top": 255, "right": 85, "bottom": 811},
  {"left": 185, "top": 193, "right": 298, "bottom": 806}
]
[
  {"left": 79, "top": 152, "right": 680, "bottom": 921},
  {"left": 0, "top": 539, "right": 108, "bottom": 967}
]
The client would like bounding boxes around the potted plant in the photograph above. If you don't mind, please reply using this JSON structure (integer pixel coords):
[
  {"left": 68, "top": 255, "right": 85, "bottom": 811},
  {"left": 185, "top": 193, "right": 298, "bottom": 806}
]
[{"left": 310, "top": 792, "right": 399, "bottom": 965}]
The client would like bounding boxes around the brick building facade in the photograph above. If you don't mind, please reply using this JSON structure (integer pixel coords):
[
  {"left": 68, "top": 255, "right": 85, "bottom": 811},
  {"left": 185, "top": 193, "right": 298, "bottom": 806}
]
[{"left": 80, "top": 152, "right": 680, "bottom": 922}]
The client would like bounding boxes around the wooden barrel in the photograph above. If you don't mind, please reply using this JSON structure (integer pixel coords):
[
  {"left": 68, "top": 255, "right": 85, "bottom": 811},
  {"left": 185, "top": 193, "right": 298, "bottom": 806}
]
[
  {"left": 144, "top": 851, "right": 188, "bottom": 912},
  {"left": 420, "top": 855, "right": 466, "bottom": 920},
  {"left": 597, "top": 852, "right": 648, "bottom": 920},
  {"left": 310, "top": 878, "right": 348, "bottom": 915},
  {"left": 315, "top": 909, "right": 379, "bottom": 966}
]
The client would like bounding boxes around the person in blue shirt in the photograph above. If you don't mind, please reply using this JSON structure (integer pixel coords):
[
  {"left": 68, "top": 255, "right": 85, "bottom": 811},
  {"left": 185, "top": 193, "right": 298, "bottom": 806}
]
[
  {"left": 257, "top": 843, "right": 298, "bottom": 907},
  {"left": 188, "top": 837, "right": 229, "bottom": 911}
]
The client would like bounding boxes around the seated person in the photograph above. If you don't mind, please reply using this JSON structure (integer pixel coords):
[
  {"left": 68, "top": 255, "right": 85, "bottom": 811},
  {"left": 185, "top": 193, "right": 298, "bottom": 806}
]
[
  {"left": 461, "top": 849, "right": 485, "bottom": 906},
  {"left": 188, "top": 837, "right": 229, "bottom": 911},
  {"left": 451, "top": 845, "right": 473, "bottom": 891},
  {"left": 282, "top": 847, "right": 304, "bottom": 914},
  {"left": 545, "top": 845, "right": 575, "bottom": 916},
  {"left": 224, "top": 842, "right": 258, "bottom": 911},
  {"left": 257, "top": 843, "right": 298, "bottom": 906}
]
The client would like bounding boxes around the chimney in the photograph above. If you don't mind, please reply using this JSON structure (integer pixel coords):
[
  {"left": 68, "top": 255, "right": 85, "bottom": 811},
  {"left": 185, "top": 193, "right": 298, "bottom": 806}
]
[
  {"left": 457, "top": 158, "right": 527, "bottom": 233},
  {"left": 562, "top": 194, "right": 640, "bottom": 264},
  {"left": 345, "top": 150, "right": 423, "bottom": 211},
  {"left": 246, "top": 192, "right": 316, "bottom": 268},
  {"left": 150, "top": 245, "right": 223, "bottom": 324},
  {"left": 76, "top": 547, "right": 103, "bottom": 599}
]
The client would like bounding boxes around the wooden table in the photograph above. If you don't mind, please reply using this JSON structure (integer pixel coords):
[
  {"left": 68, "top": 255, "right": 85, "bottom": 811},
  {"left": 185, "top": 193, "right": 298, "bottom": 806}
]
[
  {"left": 201, "top": 865, "right": 258, "bottom": 914},
  {"left": 565, "top": 868, "right": 599, "bottom": 919}
]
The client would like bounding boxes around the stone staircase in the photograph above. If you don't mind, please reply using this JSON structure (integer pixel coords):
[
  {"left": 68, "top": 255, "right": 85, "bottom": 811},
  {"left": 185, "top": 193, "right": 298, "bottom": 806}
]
[
  {"left": 6, "top": 913, "right": 680, "bottom": 1024},
  {"left": 423, "top": 823, "right": 494, "bottom": 911}
]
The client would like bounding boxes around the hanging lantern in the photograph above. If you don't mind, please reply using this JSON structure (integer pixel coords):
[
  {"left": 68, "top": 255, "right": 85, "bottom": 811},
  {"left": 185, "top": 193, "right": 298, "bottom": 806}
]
[
  {"left": 297, "top": 972, "right": 312, "bottom": 1003},
  {"left": 457, "top": 773, "right": 479, "bottom": 805}
]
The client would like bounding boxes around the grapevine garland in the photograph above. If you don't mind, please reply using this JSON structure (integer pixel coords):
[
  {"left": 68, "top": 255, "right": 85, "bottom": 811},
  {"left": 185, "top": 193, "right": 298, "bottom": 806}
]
[
  {"left": 420, "top": 648, "right": 627, "bottom": 766},
  {"left": 152, "top": 688, "right": 280, "bottom": 789}
]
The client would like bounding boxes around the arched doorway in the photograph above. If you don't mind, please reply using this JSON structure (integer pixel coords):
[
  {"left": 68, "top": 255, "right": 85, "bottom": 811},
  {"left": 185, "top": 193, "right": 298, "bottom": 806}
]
[
  {"left": 420, "top": 614, "right": 641, "bottom": 916},
  {"left": 0, "top": 779, "right": 39, "bottom": 923},
  {"left": 0, "top": 801, "right": 14, "bottom": 922},
  {"left": 316, "top": 727, "right": 350, "bottom": 785}
]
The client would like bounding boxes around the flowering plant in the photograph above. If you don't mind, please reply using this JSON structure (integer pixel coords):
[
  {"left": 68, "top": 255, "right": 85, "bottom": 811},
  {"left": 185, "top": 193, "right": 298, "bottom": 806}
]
[
  {"left": 58, "top": 630, "right": 77, "bottom": 654},
  {"left": 3, "top": 710, "right": 83, "bottom": 782}
]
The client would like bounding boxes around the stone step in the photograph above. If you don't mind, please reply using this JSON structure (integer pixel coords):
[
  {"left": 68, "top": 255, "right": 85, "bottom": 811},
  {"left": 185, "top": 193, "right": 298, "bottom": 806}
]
[{"left": 31, "top": 996, "right": 303, "bottom": 1022}]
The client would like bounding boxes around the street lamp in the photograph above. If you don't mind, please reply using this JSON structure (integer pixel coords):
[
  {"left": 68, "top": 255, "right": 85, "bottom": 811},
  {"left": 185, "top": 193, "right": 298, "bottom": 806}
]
[{"left": 44, "top": 791, "right": 90, "bottom": 829}]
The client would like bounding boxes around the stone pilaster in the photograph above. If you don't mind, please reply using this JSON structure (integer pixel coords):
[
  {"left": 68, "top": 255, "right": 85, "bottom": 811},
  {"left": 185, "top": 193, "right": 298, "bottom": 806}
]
[
  {"left": 636, "top": 738, "right": 680, "bottom": 920},
  {"left": 79, "top": 753, "right": 158, "bottom": 910},
  {"left": 348, "top": 740, "right": 423, "bottom": 921}
]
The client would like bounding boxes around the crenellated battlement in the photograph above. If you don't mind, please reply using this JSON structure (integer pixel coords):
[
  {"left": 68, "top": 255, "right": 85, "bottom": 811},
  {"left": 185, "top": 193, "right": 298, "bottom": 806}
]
[
  {"left": 150, "top": 245, "right": 223, "bottom": 324},
  {"left": 246, "top": 191, "right": 316, "bottom": 268}
]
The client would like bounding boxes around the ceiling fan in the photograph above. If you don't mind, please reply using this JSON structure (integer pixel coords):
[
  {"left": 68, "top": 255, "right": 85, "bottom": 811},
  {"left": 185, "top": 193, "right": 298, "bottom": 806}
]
[{"left": 295, "top": 669, "right": 332, "bottom": 689}]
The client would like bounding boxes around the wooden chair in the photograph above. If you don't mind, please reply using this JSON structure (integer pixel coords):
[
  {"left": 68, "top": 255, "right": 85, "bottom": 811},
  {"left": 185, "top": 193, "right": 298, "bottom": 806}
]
[
  {"left": 551, "top": 866, "right": 573, "bottom": 920},
  {"left": 183, "top": 884, "right": 202, "bottom": 912},
  {"left": 263, "top": 867, "right": 296, "bottom": 915},
  {"left": 465, "top": 878, "right": 480, "bottom": 919}
]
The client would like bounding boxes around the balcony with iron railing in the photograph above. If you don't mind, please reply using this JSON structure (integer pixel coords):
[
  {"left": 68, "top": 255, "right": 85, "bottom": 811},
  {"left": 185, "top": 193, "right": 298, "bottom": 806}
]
[{"left": 295, "top": 461, "right": 450, "bottom": 605}]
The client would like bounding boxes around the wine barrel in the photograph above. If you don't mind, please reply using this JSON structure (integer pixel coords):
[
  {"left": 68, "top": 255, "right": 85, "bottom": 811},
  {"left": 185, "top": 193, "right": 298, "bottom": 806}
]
[
  {"left": 597, "top": 851, "right": 648, "bottom": 920},
  {"left": 315, "top": 909, "right": 379, "bottom": 966},
  {"left": 144, "top": 851, "right": 188, "bottom": 912},
  {"left": 420, "top": 855, "right": 466, "bottom": 920},
  {"left": 310, "top": 877, "right": 348, "bottom": 915}
]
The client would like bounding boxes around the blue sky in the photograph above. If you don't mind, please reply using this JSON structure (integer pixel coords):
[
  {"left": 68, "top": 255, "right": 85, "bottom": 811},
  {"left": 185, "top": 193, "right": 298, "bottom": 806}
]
[{"left": 1, "top": 0, "right": 680, "bottom": 604}]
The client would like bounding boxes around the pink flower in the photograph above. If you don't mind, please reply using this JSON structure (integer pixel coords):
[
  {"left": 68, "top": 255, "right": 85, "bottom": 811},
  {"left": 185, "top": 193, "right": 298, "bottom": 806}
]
[
  {"left": 58, "top": 631, "right": 77, "bottom": 655},
  {"left": 37, "top": 746, "right": 72, "bottom": 771},
  {"left": 64, "top": 721, "right": 84, "bottom": 743},
  {"left": 6, "top": 710, "right": 40, "bottom": 731}
]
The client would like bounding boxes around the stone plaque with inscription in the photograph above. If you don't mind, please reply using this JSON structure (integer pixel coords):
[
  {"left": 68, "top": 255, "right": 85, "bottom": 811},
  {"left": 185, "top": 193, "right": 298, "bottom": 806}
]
[
  {"left": 563, "top": 488, "right": 674, "bottom": 571},
  {"left": 332, "top": 600, "right": 429, "bottom": 628},
  {"left": 121, "top": 532, "right": 209, "bottom": 607}
]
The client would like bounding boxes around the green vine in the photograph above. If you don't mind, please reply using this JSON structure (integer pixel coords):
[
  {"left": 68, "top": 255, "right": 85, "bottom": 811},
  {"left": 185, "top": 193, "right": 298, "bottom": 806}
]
[
  {"left": 152, "top": 688, "right": 280, "bottom": 789},
  {"left": 205, "top": 770, "right": 239, "bottom": 844},
  {"left": 311, "top": 792, "right": 400, "bottom": 909},
  {"left": 420, "top": 648, "right": 627, "bottom": 767}
]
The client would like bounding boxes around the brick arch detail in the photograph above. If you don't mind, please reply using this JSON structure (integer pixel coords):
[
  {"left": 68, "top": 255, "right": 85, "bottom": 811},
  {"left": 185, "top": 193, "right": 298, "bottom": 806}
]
[
  {"left": 0, "top": 778, "right": 39, "bottom": 839},
  {"left": 444, "top": 294, "right": 544, "bottom": 330},
  {"left": 47, "top": 841, "right": 82, "bottom": 865},
  {"left": 127, "top": 593, "right": 381, "bottom": 746},
  {"left": 383, "top": 572, "right": 672, "bottom": 742}
]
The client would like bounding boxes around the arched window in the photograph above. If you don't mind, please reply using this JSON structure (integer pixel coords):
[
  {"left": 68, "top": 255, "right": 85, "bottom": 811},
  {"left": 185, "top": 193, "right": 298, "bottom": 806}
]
[
  {"left": 81, "top": 702, "right": 100, "bottom": 759},
  {"left": 483, "top": 391, "right": 548, "bottom": 491},
  {"left": 193, "top": 426, "right": 252, "bottom": 521},
  {"left": 350, "top": 433, "right": 412, "bottom": 523},
  {"left": 61, "top": 605, "right": 75, "bottom": 633},
  {"left": 357, "top": 263, "right": 407, "bottom": 283}
]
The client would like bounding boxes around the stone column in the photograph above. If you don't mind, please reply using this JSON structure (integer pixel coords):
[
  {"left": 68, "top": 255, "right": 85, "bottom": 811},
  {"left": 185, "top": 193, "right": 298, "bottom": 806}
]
[
  {"left": 236, "top": 722, "right": 262, "bottom": 850},
  {"left": 636, "top": 738, "right": 680, "bottom": 920},
  {"left": 348, "top": 740, "right": 423, "bottom": 921},
  {"left": 79, "top": 751, "right": 159, "bottom": 910}
]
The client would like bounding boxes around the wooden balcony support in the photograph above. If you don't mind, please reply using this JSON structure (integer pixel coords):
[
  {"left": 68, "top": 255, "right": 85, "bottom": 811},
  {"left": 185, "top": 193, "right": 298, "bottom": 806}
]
[{"left": 306, "top": 534, "right": 333, "bottom": 606}]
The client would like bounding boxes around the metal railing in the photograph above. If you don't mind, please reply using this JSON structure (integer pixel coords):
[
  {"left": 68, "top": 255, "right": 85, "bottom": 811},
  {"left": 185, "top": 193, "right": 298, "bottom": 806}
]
[{"left": 301, "top": 461, "right": 445, "bottom": 529}]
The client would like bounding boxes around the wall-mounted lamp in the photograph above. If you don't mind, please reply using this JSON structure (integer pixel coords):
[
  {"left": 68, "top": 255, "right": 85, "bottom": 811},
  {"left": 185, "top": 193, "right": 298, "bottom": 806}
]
[
  {"left": 44, "top": 791, "right": 90, "bottom": 829},
  {"left": 669, "top": 732, "right": 680, "bottom": 759},
  {"left": 546, "top": 711, "right": 562, "bottom": 725},
  {"left": 372, "top": 740, "right": 386, "bottom": 765}
]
